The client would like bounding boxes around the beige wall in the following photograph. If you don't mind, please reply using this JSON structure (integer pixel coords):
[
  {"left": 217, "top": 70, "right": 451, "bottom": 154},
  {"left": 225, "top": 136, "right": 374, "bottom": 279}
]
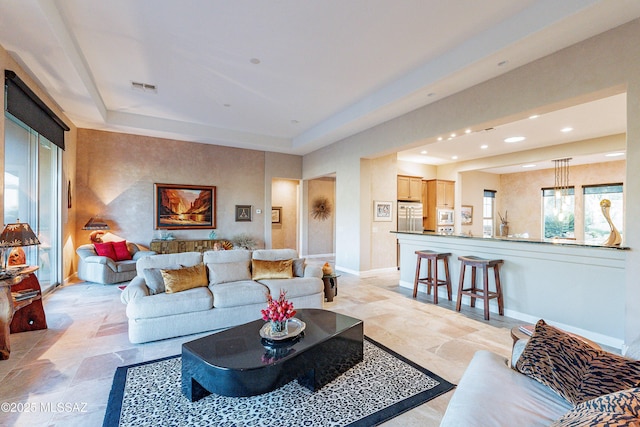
[
  {"left": 499, "top": 160, "right": 625, "bottom": 240},
  {"left": 76, "top": 129, "right": 270, "bottom": 248},
  {"left": 271, "top": 178, "right": 298, "bottom": 250},
  {"left": 0, "top": 44, "right": 78, "bottom": 282},
  {"left": 307, "top": 177, "right": 335, "bottom": 255}
]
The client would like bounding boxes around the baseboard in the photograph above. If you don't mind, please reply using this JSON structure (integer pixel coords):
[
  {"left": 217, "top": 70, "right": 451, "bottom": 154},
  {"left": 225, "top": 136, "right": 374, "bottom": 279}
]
[
  {"left": 399, "top": 280, "right": 624, "bottom": 350},
  {"left": 335, "top": 265, "right": 360, "bottom": 276},
  {"left": 359, "top": 267, "right": 398, "bottom": 277}
]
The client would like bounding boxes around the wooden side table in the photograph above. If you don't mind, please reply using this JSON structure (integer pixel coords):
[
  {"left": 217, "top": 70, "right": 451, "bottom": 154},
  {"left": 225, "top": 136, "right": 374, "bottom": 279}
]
[
  {"left": 0, "top": 266, "right": 44, "bottom": 360},
  {"left": 322, "top": 274, "right": 340, "bottom": 302}
]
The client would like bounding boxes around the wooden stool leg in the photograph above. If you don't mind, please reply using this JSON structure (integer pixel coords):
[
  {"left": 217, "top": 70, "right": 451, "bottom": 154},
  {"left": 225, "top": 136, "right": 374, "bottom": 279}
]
[
  {"left": 443, "top": 258, "right": 452, "bottom": 301},
  {"left": 413, "top": 255, "right": 421, "bottom": 298},
  {"left": 456, "top": 263, "right": 465, "bottom": 312},
  {"left": 432, "top": 259, "right": 439, "bottom": 304},
  {"left": 470, "top": 266, "right": 477, "bottom": 308},
  {"left": 483, "top": 266, "right": 490, "bottom": 320},
  {"left": 494, "top": 264, "right": 504, "bottom": 316},
  {"left": 426, "top": 259, "right": 433, "bottom": 295}
]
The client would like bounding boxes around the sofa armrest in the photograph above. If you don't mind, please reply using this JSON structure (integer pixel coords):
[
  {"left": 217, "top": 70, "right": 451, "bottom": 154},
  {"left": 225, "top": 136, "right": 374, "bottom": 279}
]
[
  {"left": 304, "top": 264, "right": 323, "bottom": 279},
  {"left": 121, "top": 276, "right": 150, "bottom": 304},
  {"left": 133, "top": 250, "right": 156, "bottom": 261},
  {"left": 83, "top": 255, "right": 118, "bottom": 272}
]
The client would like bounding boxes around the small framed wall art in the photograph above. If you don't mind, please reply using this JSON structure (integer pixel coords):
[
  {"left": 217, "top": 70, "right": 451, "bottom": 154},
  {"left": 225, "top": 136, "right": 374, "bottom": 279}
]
[
  {"left": 272, "top": 207, "right": 282, "bottom": 224},
  {"left": 461, "top": 205, "right": 473, "bottom": 225},
  {"left": 373, "top": 201, "right": 393, "bottom": 222},
  {"left": 235, "top": 205, "right": 252, "bottom": 222},
  {"left": 154, "top": 183, "right": 216, "bottom": 229}
]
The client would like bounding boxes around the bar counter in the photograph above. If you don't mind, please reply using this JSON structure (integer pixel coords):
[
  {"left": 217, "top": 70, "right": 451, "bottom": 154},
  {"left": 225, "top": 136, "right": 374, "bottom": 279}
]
[{"left": 393, "top": 231, "right": 628, "bottom": 349}]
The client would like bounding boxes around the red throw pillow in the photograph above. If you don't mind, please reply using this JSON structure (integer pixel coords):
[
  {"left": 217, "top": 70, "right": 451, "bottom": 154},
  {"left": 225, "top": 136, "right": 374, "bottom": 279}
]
[
  {"left": 112, "top": 240, "right": 132, "bottom": 261},
  {"left": 94, "top": 242, "right": 117, "bottom": 260}
]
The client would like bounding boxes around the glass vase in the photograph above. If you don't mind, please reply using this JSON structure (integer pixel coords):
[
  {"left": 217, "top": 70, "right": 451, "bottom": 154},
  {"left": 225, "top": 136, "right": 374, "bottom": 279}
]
[{"left": 270, "top": 319, "right": 289, "bottom": 337}]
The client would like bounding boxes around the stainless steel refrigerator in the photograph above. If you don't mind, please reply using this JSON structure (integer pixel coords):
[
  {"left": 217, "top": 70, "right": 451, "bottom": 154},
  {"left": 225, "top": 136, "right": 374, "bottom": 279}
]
[{"left": 397, "top": 202, "right": 424, "bottom": 233}]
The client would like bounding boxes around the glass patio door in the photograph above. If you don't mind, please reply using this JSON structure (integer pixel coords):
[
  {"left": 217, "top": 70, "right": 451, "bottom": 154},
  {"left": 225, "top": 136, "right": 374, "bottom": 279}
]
[{"left": 4, "top": 114, "right": 61, "bottom": 292}]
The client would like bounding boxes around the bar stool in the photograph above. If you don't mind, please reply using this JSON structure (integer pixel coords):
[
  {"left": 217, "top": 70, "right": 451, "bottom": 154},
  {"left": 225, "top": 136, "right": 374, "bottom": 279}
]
[
  {"left": 456, "top": 256, "right": 504, "bottom": 320},
  {"left": 413, "top": 250, "right": 452, "bottom": 304}
]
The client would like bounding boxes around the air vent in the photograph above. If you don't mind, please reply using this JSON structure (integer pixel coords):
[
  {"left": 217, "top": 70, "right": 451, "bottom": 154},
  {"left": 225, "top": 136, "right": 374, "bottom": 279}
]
[{"left": 131, "top": 81, "right": 158, "bottom": 94}]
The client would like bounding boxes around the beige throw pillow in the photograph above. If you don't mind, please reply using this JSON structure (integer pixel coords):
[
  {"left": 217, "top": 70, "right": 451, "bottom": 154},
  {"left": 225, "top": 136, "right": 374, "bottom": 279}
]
[
  {"left": 161, "top": 264, "right": 208, "bottom": 294},
  {"left": 252, "top": 259, "right": 294, "bottom": 280}
]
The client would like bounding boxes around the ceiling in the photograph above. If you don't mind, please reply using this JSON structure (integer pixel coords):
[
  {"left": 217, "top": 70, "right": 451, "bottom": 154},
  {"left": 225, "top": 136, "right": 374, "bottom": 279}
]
[{"left": 1, "top": 1, "right": 639, "bottom": 157}]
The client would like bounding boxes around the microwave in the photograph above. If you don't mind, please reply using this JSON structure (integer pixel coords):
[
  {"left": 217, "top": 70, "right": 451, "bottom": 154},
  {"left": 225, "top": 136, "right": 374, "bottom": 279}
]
[{"left": 437, "top": 208, "right": 455, "bottom": 225}]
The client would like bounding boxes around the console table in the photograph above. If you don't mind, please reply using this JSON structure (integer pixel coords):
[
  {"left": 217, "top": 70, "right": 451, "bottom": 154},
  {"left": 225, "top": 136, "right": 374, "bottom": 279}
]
[
  {"left": 150, "top": 239, "right": 232, "bottom": 254},
  {"left": 0, "top": 266, "right": 45, "bottom": 360}
]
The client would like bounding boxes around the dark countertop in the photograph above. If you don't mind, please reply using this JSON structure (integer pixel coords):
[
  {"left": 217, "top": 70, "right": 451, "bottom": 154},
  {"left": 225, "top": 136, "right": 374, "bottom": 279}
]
[{"left": 392, "top": 230, "right": 630, "bottom": 250}]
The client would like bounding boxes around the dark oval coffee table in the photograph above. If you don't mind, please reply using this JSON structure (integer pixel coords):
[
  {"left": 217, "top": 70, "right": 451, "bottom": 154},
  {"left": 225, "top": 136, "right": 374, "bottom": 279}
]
[{"left": 181, "top": 308, "right": 364, "bottom": 401}]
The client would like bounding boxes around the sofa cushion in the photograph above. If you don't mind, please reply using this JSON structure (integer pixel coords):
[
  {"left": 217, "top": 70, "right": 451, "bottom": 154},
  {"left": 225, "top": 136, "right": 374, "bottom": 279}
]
[
  {"left": 550, "top": 388, "right": 640, "bottom": 427},
  {"left": 440, "top": 350, "right": 573, "bottom": 427},
  {"left": 115, "top": 260, "right": 137, "bottom": 273},
  {"left": 203, "top": 249, "right": 251, "bottom": 264},
  {"left": 252, "top": 249, "right": 298, "bottom": 261},
  {"left": 516, "top": 320, "right": 640, "bottom": 405},
  {"left": 94, "top": 242, "right": 117, "bottom": 260},
  {"left": 209, "top": 281, "right": 269, "bottom": 308},
  {"left": 257, "top": 277, "right": 323, "bottom": 299},
  {"left": 126, "top": 287, "right": 213, "bottom": 319},
  {"left": 112, "top": 240, "right": 132, "bottom": 261},
  {"left": 136, "top": 252, "right": 203, "bottom": 277},
  {"left": 252, "top": 259, "right": 293, "bottom": 280},
  {"left": 207, "top": 261, "right": 251, "bottom": 285},
  {"left": 161, "top": 264, "right": 208, "bottom": 294}
]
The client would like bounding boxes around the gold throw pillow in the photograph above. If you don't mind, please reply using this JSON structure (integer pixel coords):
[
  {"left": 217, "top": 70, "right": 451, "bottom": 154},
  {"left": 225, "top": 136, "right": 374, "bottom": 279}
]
[
  {"left": 252, "top": 259, "right": 294, "bottom": 280},
  {"left": 161, "top": 264, "right": 208, "bottom": 294}
]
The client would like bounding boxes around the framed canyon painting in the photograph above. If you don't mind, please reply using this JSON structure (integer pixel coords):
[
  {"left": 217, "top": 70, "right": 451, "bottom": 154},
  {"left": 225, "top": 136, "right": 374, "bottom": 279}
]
[{"left": 154, "top": 183, "right": 216, "bottom": 229}]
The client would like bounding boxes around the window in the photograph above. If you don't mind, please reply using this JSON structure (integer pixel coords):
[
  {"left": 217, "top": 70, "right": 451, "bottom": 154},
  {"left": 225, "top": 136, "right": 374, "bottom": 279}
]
[
  {"left": 583, "top": 184, "right": 623, "bottom": 244},
  {"left": 4, "top": 70, "right": 68, "bottom": 292},
  {"left": 542, "top": 187, "right": 575, "bottom": 238},
  {"left": 483, "top": 190, "right": 496, "bottom": 237}
]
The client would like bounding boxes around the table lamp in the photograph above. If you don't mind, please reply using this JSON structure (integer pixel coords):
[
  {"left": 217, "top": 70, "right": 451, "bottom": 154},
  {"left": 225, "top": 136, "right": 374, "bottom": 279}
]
[
  {"left": 0, "top": 220, "right": 41, "bottom": 272},
  {"left": 82, "top": 217, "right": 110, "bottom": 243}
]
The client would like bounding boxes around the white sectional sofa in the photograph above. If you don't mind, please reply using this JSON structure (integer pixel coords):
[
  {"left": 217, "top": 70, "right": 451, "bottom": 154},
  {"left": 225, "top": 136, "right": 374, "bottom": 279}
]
[{"left": 120, "top": 248, "right": 324, "bottom": 343}]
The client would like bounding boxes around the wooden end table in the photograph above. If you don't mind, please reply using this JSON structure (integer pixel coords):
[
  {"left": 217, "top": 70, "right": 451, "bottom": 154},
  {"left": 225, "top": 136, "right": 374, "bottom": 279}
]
[{"left": 322, "top": 274, "right": 340, "bottom": 302}]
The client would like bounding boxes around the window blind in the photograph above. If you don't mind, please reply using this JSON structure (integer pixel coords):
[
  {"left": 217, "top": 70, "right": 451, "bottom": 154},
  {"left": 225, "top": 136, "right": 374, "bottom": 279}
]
[{"left": 5, "top": 70, "right": 69, "bottom": 150}]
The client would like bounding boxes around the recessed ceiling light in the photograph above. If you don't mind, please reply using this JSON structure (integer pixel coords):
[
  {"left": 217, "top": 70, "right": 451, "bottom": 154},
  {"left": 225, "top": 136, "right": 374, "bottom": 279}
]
[
  {"left": 465, "top": 129, "right": 472, "bottom": 134},
  {"left": 452, "top": 155, "right": 458, "bottom": 160},
  {"left": 561, "top": 127, "right": 573, "bottom": 133},
  {"left": 250, "top": 58, "right": 261, "bottom": 64},
  {"left": 529, "top": 115, "right": 539, "bottom": 119},
  {"left": 437, "top": 137, "right": 443, "bottom": 141},
  {"left": 480, "top": 145, "right": 488, "bottom": 149},
  {"left": 522, "top": 164, "right": 536, "bottom": 168},
  {"left": 504, "top": 136, "right": 526, "bottom": 143},
  {"left": 605, "top": 152, "right": 625, "bottom": 157},
  {"left": 450, "top": 133, "right": 456, "bottom": 138},
  {"left": 420, "top": 150, "right": 427, "bottom": 155}
]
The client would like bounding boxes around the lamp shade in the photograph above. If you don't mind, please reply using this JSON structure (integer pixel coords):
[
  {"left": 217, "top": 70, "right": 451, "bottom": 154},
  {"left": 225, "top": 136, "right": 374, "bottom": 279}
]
[
  {"left": 0, "top": 222, "right": 41, "bottom": 247},
  {"left": 82, "top": 218, "right": 110, "bottom": 230}
]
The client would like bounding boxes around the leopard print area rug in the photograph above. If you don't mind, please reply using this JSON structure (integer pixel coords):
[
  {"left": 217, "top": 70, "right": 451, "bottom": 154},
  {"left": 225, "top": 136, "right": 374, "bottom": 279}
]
[{"left": 104, "top": 337, "right": 455, "bottom": 427}]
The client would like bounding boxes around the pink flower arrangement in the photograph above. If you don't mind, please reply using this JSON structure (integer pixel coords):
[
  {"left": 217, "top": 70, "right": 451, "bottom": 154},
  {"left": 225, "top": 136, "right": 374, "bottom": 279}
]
[{"left": 261, "top": 290, "right": 296, "bottom": 322}]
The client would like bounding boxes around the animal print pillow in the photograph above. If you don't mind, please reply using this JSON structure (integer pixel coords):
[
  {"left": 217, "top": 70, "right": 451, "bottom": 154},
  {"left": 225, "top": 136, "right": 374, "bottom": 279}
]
[
  {"left": 550, "top": 388, "right": 640, "bottom": 426},
  {"left": 516, "top": 320, "right": 640, "bottom": 405}
]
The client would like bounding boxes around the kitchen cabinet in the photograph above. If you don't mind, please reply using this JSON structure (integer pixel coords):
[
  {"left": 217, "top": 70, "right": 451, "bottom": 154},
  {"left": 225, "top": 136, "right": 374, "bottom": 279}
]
[
  {"left": 424, "top": 179, "right": 455, "bottom": 231},
  {"left": 397, "top": 175, "right": 422, "bottom": 201}
]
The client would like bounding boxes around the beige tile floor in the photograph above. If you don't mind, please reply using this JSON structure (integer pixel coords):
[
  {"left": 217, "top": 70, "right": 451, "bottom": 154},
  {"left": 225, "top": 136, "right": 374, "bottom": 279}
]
[{"left": 0, "top": 268, "right": 520, "bottom": 427}]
